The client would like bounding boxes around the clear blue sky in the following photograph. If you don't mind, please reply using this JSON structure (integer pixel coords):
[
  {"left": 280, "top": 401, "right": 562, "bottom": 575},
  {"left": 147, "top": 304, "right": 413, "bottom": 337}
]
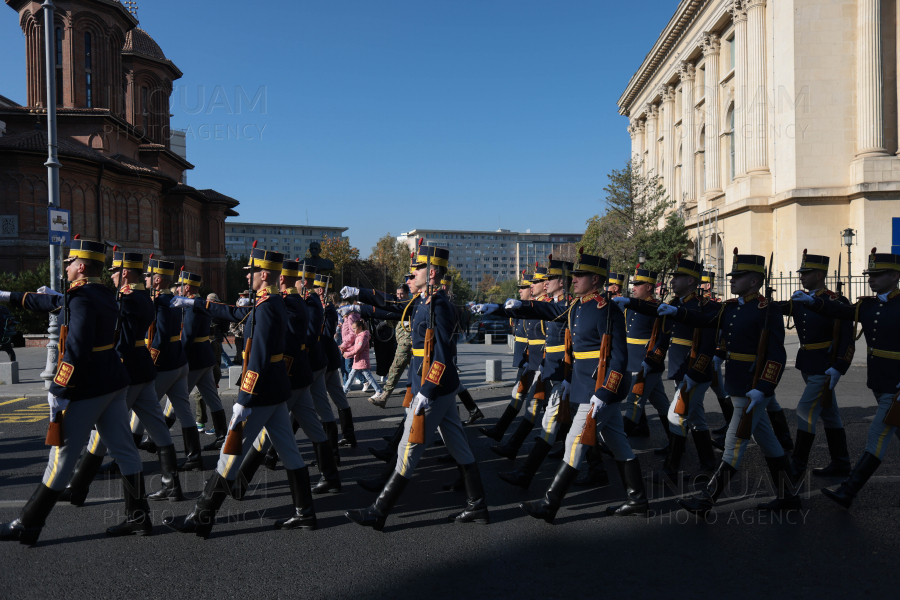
[{"left": 0, "top": 0, "right": 677, "bottom": 256}]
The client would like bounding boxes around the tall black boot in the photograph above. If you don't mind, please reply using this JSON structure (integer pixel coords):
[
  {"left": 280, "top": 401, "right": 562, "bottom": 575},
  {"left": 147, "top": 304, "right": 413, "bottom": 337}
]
[
  {"left": 628, "top": 412, "right": 650, "bottom": 438},
  {"left": 107, "top": 472, "right": 153, "bottom": 536},
  {"left": 653, "top": 417, "right": 671, "bottom": 455},
  {"left": 164, "top": 413, "right": 177, "bottom": 429},
  {"left": 147, "top": 444, "right": 185, "bottom": 502},
  {"left": 164, "top": 472, "right": 230, "bottom": 538},
  {"left": 448, "top": 462, "right": 490, "bottom": 524},
  {"left": 547, "top": 421, "right": 571, "bottom": 459},
  {"left": 358, "top": 452, "right": 397, "bottom": 492},
  {"left": 676, "top": 461, "right": 737, "bottom": 516},
  {"left": 311, "top": 441, "right": 342, "bottom": 494},
  {"left": 337, "top": 407, "right": 358, "bottom": 448},
  {"left": 370, "top": 421, "right": 404, "bottom": 462},
  {"left": 275, "top": 467, "right": 317, "bottom": 530},
  {"left": 0, "top": 484, "right": 62, "bottom": 545},
  {"left": 712, "top": 396, "right": 733, "bottom": 435},
  {"left": 478, "top": 405, "right": 519, "bottom": 442},
  {"left": 202, "top": 410, "right": 228, "bottom": 451},
  {"left": 646, "top": 433, "right": 687, "bottom": 489},
  {"left": 574, "top": 444, "right": 610, "bottom": 487},
  {"left": 757, "top": 455, "right": 802, "bottom": 511},
  {"left": 812, "top": 427, "right": 851, "bottom": 477},
  {"left": 691, "top": 429, "right": 719, "bottom": 473},
  {"left": 177, "top": 427, "right": 205, "bottom": 472},
  {"left": 59, "top": 451, "right": 105, "bottom": 506},
  {"left": 458, "top": 389, "right": 484, "bottom": 425},
  {"left": 345, "top": 471, "right": 410, "bottom": 531},
  {"left": 133, "top": 433, "right": 143, "bottom": 448},
  {"left": 791, "top": 430, "right": 816, "bottom": 475},
  {"left": 232, "top": 445, "right": 266, "bottom": 501},
  {"left": 138, "top": 435, "right": 157, "bottom": 454},
  {"left": 490, "top": 418, "right": 535, "bottom": 460},
  {"left": 607, "top": 459, "right": 649, "bottom": 516},
  {"left": 519, "top": 461, "right": 579, "bottom": 524},
  {"left": 323, "top": 420, "right": 341, "bottom": 465},
  {"left": 264, "top": 444, "right": 280, "bottom": 471},
  {"left": 767, "top": 409, "right": 794, "bottom": 451},
  {"left": 499, "top": 438, "right": 553, "bottom": 490},
  {"left": 822, "top": 451, "right": 882, "bottom": 509}
]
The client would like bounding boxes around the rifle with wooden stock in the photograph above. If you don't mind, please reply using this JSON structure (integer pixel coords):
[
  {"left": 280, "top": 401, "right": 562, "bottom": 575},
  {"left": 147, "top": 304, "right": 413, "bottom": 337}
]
[
  {"left": 736, "top": 252, "right": 774, "bottom": 440},
  {"left": 674, "top": 261, "right": 704, "bottom": 416},
  {"left": 45, "top": 246, "right": 70, "bottom": 447},
  {"left": 223, "top": 240, "right": 259, "bottom": 455},
  {"left": 820, "top": 254, "right": 843, "bottom": 409},
  {"left": 409, "top": 239, "right": 431, "bottom": 444},
  {"left": 581, "top": 277, "right": 613, "bottom": 447},
  {"left": 559, "top": 260, "right": 573, "bottom": 424},
  {"left": 631, "top": 255, "right": 673, "bottom": 397}
]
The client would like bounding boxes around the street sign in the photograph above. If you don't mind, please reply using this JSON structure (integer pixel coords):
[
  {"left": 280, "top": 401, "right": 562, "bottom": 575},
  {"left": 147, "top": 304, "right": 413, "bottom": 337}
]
[{"left": 48, "top": 208, "right": 70, "bottom": 246}]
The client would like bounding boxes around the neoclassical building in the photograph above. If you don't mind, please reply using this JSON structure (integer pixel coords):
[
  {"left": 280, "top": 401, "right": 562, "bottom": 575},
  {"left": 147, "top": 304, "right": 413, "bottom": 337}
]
[
  {"left": 0, "top": 0, "right": 239, "bottom": 292},
  {"left": 618, "top": 0, "right": 900, "bottom": 288}
]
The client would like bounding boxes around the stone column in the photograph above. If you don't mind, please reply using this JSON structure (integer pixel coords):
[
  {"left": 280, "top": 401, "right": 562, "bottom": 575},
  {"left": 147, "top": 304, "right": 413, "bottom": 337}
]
[
  {"left": 745, "top": 0, "right": 769, "bottom": 172},
  {"left": 732, "top": 0, "right": 748, "bottom": 177},
  {"left": 646, "top": 103, "right": 659, "bottom": 177},
  {"left": 857, "top": 0, "right": 888, "bottom": 157},
  {"left": 628, "top": 121, "right": 638, "bottom": 163},
  {"left": 679, "top": 61, "right": 697, "bottom": 201},
  {"left": 660, "top": 85, "right": 676, "bottom": 200},
  {"left": 634, "top": 119, "right": 646, "bottom": 172},
  {"left": 702, "top": 33, "right": 722, "bottom": 193}
]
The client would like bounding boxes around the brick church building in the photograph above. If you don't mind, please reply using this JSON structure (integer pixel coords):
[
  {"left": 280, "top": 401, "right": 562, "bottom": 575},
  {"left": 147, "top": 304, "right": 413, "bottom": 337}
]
[{"left": 0, "top": 0, "right": 239, "bottom": 293}]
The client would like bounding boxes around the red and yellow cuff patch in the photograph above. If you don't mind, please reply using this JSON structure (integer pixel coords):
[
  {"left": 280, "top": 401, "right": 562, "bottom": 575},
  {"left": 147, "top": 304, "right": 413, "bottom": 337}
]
[
  {"left": 425, "top": 361, "right": 446, "bottom": 385},
  {"left": 693, "top": 354, "right": 710, "bottom": 372},
  {"left": 283, "top": 355, "right": 294, "bottom": 376},
  {"left": 241, "top": 370, "right": 260, "bottom": 394},
  {"left": 843, "top": 346, "right": 855, "bottom": 362},
  {"left": 604, "top": 370, "right": 623, "bottom": 393},
  {"left": 760, "top": 360, "right": 782, "bottom": 384},
  {"left": 149, "top": 348, "right": 160, "bottom": 364},
  {"left": 54, "top": 362, "right": 75, "bottom": 387}
]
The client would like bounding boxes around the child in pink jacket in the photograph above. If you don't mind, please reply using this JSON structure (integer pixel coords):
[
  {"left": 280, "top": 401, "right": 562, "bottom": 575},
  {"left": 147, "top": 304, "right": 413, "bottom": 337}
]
[{"left": 342, "top": 320, "right": 382, "bottom": 394}]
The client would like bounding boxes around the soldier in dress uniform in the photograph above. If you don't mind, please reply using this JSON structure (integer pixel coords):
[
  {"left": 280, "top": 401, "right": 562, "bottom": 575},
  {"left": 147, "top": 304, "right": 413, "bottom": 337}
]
[
  {"left": 345, "top": 246, "right": 489, "bottom": 531},
  {"left": 0, "top": 239, "right": 151, "bottom": 544},
  {"left": 773, "top": 251, "right": 854, "bottom": 477},
  {"left": 701, "top": 270, "right": 735, "bottom": 447},
  {"left": 59, "top": 251, "right": 185, "bottom": 505},
  {"left": 518, "top": 251, "right": 649, "bottom": 523},
  {"left": 791, "top": 248, "right": 900, "bottom": 509},
  {"left": 439, "top": 274, "right": 484, "bottom": 424},
  {"left": 165, "top": 248, "right": 317, "bottom": 536},
  {"left": 615, "top": 258, "right": 719, "bottom": 487},
  {"left": 661, "top": 250, "right": 799, "bottom": 514},
  {"left": 178, "top": 270, "right": 228, "bottom": 452},
  {"left": 607, "top": 272, "right": 625, "bottom": 296},
  {"left": 621, "top": 267, "right": 671, "bottom": 444}
]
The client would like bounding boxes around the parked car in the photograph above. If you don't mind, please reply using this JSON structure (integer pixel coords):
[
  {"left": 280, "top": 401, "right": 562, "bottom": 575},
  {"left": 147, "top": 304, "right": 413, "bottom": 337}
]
[{"left": 473, "top": 313, "right": 512, "bottom": 343}]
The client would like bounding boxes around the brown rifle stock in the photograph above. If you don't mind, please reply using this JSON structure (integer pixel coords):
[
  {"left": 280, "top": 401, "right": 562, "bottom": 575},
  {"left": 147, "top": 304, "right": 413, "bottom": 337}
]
[
  {"left": 674, "top": 327, "right": 702, "bottom": 415},
  {"left": 409, "top": 328, "right": 434, "bottom": 444},
  {"left": 222, "top": 421, "right": 243, "bottom": 455},
  {"left": 48, "top": 309, "right": 69, "bottom": 447},
  {"left": 735, "top": 328, "right": 769, "bottom": 440},
  {"left": 558, "top": 329, "right": 573, "bottom": 424},
  {"left": 580, "top": 332, "right": 610, "bottom": 446},
  {"left": 883, "top": 390, "right": 900, "bottom": 427},
  {"left": 631, "top": 316, "right": 661, "bottom": 396}
]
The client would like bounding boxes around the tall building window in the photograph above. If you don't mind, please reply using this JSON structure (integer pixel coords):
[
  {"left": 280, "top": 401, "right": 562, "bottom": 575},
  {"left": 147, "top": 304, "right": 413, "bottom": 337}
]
[
  {"left": 141, "top": 86, "right": 149, "bottom": 134},
  {"left": 55, "top": 28, "right": 63, "bottom": 105},
  {"left": 84, "top": 32, "right": 92, "bottom": 108}
]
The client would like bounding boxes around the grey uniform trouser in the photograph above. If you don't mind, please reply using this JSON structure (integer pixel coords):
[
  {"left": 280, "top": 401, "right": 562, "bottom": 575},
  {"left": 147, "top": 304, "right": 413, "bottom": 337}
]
[
  {"left": 667, "top": 380, "right": 712, "bottom": 436},
  {"left": 86, "top": 381, "right": 173, "bottom": 458},
  {"left": 217, "top": 402, "right": 305, "bottom": 481},
  {"left": 43, "top": 387, "right": 141, "bottom": 491},
  {"left": 562, "top": 402, "right": 635, "bottom": 468},
  {"left": 866, "top": 392, "right": 899, "bottom": 460},
  {"left": 396, "top": 390, "right": 476, "bottom": 477},
  {"left": 534, "top": 381, "right": 567, "bottom": 444},
  {"left": 796, "top": 372, "right": 844, "bottom": 433},
  {"left": 187, "top": 366, "right": 223, "bottom": 413},
  {"left": 722, "top": 395, "right": 785, "bottom": 468},
  {"left": 131, "top": 363, "right": 192, "bottom": 435},
  {"left": 310, "top": 367, "right": 350, "bottom": 423},
  {"left": 252, "top": 385, "right": 327, "bottom": 450},
  {"left": 623, "top": 370, "right": 670, "bottom": 423}
]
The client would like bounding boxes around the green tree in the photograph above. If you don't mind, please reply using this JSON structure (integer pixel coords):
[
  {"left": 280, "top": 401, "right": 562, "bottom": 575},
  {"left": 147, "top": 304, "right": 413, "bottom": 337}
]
[
  {"left": 446, "top": 266, "right": 474, "bottom": 304},
  {"left": 320, "top": 236, "right": 360, "bottom": 287},
  {"left": 370, "top": 233, "right": 410, "bottom": 292},
  {"left": 644, "top": 211, "right": 691, "bottom": 273}
]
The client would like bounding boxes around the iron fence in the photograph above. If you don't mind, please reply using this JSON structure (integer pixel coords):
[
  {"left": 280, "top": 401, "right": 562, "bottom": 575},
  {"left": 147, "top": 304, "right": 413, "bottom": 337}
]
[{"left": 765, "top": 273, "right": 869, "bottom": 303}]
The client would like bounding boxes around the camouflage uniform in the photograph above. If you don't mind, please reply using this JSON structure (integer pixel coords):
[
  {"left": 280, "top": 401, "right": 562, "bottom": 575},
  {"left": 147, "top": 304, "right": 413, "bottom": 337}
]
[{"left": 381, "top": 321, "right": 412, "bottom": 400}]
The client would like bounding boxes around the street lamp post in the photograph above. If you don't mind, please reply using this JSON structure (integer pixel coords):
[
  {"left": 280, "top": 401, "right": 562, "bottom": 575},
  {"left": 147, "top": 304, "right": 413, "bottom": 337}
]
[
  {"left": 40, "top": 0, "right": 63, "bottom": 389},
  {"left": 638, "top": 249, "right": 647, "bottom": 265},
  {"left": 842, "top": 228, "right": 856, "bottom": 297}
]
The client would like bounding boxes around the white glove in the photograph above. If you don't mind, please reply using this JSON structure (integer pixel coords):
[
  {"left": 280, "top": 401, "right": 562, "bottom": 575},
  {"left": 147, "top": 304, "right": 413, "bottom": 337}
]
[
  {"left": 825, "top": 367, "right": 841, "bottom": 390},
  {"left": 612, "top": 296, "right": 630, "bottom": 310},
  {"left": 340, "top": 286, "right": 359, "bottom": 299},
  {"left": 640, "top": 361, "right": 652, "bottom": 377},
  {"left": 589, "top": 395, "right": 606, "bottom": 418},
  {"left": 791, "top": 290, "right": 815, "bottom": 305},
  {"left": 338, "top": 305, "right": 361, "bottom": 316},
  {"left": 170, "top": 296, "right": 196, "bottom": 308},
  {"left": 534, "top": 368, "right": 543, "bottom": 381},
  {"left": 413, "top": 392, "right": 431, "bottom": 415},
  {"left": 37, "top": 286, "right": 63, "bottom": 297},
  {"left": 504, "top": 299, "right": 523, "bottom": 310},
  {"left": 683, "top": 373, "right": 698, "bottom": 391},
  {"left": 48, "top": 393, "right": 69, "bottom": 421},
  {"left": 229, "top": 404, "right": 252, "bottom": 430},
  {"left": 479, "top": 303, "right": 499, "bottom": 315},
  {"left": 746, "top": 389, "right": 766, "bottom": 412},
  {"left": 0, "top": 291, "right": 9, "bottom": 303},
  {"left": 657, "top": 303, "right": 678, "bottom": 317}
]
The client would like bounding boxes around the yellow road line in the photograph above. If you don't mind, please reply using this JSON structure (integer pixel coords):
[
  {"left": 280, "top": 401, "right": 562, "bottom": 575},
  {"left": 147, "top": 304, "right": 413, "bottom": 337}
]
[{"left": 0, "top": 397, "right": 28, "bottom": 407}]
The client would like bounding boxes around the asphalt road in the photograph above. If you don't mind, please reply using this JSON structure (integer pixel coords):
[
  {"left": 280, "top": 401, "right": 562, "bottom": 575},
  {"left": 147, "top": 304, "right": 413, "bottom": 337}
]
[{"left": 1, "top": 365, "right": 898, "bottom": 599}]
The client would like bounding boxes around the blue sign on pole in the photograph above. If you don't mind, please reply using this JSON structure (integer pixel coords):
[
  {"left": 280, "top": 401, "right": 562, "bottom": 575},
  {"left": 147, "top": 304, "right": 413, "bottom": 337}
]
[
  {"left": 892, "top": 217, "right": 900, "bottom": 255},
  {"left": 48, "top": 208, "right": 70, "bottom": 246}
]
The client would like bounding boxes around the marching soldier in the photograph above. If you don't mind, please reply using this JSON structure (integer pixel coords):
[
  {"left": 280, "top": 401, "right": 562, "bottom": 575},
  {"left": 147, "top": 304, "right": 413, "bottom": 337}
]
[
  {"left": 440, "top": 274, "right": 484, "bottom": 424},
  {"left": 178, "top": 270, "right": 228, "bottom": 451},
  {"left": 0, "top": 239, "right": 151, "bottom": 544},
  {"left": 519, "top": 251, "right": 649, "bottom": 523},
  {"left": 702, "top": 270, "right": 735, "bottom": 446},
  {"left": 607, "top": 272, "right": 625, "bottom": 296},
  {"left": 660, "top": 250, "right": 799, "bottom": 514},
  {"left": 773, "top": 251, "right": 854, "bottom": 477},
  {"left": 345, "top": 246, "right": 489, "bottom": 530},
  {"left": 165, "top": 248, "right": 317, "bottom": 536},
  {"left": 791, "top": 248, "right": 900, "bottom": 509},
  {"left": 614, "top": 257, "right": 718, "bottom": 486},
  {"left": 367, "top": 271, "right": 416, "bottom": 408}
]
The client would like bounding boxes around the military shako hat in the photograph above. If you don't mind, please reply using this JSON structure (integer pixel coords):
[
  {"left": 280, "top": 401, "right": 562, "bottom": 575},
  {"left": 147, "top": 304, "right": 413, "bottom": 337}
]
[
  {"left": 109, "top": 250, "right": 144, "bottom": 271},
  {"left": 178, "top": 270, "right": 202, "bottom": 287},
  {"left": 726, "top": 248, "right": 766, "bottom": 276},
  {"left": 547, "top": 258, "right": 574, "bottom": 278},
  {"left": 864, "top": 247, "right": 900, "bottom": 274},
  {"left": 701, "top": 270, "right": 716, "bottom": 284},
  {"left": 314, "top": 274, "right": 333, "bottom": 289},
  {"left": 65, "top": 236, "right": 105, "bottom": 264},
  {"left": 415, "top": 244, "right": 450, "bottom": 268},
  {"left": 633, "top": 267, "right": 658, "bottom": 285},
  {"left": 673, "top": 258, "right": 703, "bottom": 279},
  {"left": 532, "top": 266, "right": 549, "bottom": 281},
  {"left": 607, "top": 272, "right": 624, "bottom": 286},
  {"left": 146, "top": 258, "right": 175, "bottom": 276},
  {"left": 798, "top": 249, "right": 829, "bottom": 273},
  {"left": 572, "top": 248, "right": 609, "bottom": 278},
  {"left": 245, "top": 248, "right": 284, "bottom": 271}
]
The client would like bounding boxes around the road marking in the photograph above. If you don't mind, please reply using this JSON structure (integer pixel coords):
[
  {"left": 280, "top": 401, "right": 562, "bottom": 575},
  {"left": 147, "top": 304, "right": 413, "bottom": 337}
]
[{"left": 0, "top": 397, "right": 28, "bottom": 407}]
